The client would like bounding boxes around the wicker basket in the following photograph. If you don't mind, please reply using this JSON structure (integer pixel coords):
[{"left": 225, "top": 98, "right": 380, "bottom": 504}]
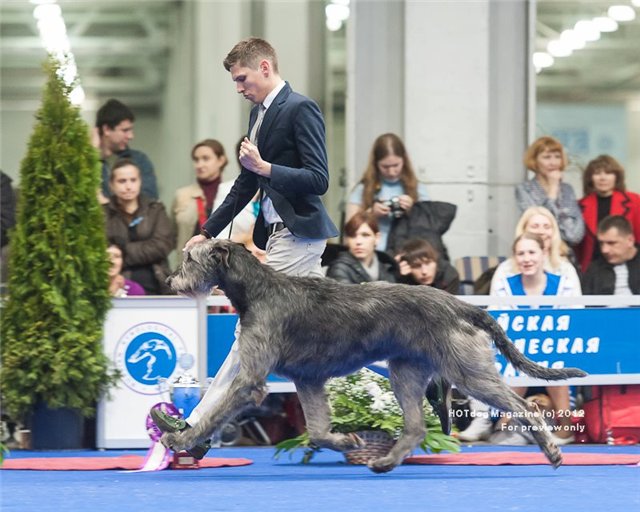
[{"left": 343, "top": 430, "right": 395, "bottom": 465}]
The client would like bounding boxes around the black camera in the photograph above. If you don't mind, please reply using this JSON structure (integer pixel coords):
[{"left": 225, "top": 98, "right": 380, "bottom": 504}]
[{"left": 380, "top": 196, "right": 405, "bottom": 218}]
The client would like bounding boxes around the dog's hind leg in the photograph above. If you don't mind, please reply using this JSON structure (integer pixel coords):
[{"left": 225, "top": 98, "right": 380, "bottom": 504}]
[
  {"left": 456, "top": 374, "right": 562, "bottom": 468},
  {"left": 368, "top": 360, "right": 430, "bottom": 474},
  {"left": 295, "top": 381, "right": 367, "bottom": 452}
]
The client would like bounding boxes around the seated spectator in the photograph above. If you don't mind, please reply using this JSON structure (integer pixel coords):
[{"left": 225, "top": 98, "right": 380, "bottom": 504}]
[
  {"left": 583, "top": 215, "right": 640, "bottom": 295},
  {"left": 515, "top": 136, "right": 584, "bottom": 247},
  {"left": 103, "top": 159, "right": 175, "bottom": 295},
  {"left": 490, "top": 206, "right": 581, "bottom": 297},
  {"left": 107, "top": 244, "right": 145, "bottom": 297},
  {"left": 346, "top": 133, "right": 429, "bottom": 251},
  {"left": 326, "top": 211, "right": 398, "bottom": 284},
  {"left": 173, "top": 139, "right": 255, "bottom": 261},
  {"left": 93, "top": 99, "right": 158, "bottom": 203},
  {"left": 575, "top": 155, "right": 640, "bottom": 273},
  {"left": 395, "top": 238, "right": 459, "bottom": 294},
  {"left": 459, "top": 234, "right": 577, "bottom": 445}
]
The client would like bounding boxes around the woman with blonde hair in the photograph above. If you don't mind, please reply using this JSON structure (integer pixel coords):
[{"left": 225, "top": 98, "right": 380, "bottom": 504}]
[
  {"left": 459, "top": 232, "right": 578, "bottom": 445},
  {"left": 490, "top": 206, "right": 581, "bottom": 296},
  {"left": 515, "top": 136, "right": 584, "bottom": 247},
  {"left": 347, "top": 133, "right": 429, "bottom": 251}
]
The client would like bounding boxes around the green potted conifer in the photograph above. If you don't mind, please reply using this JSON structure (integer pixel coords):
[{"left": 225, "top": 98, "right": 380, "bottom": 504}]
[{"left": 0, "top": 57, "right": 116, "bottom": 449}]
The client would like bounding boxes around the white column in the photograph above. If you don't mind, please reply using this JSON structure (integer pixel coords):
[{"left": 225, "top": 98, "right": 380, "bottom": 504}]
[{"left": 402, "top": 0, "right": 528, "bottom": 259}]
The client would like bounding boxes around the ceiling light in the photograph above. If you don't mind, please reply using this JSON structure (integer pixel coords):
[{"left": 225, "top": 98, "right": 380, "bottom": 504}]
[
  {"left": 592, "top": 16, "right": 619, "bottom": 32},
  {"left": 631, "top": 0, "right": 640, "bottom": 7},
  {"left": 608, "top": 5, "right": 636, "bottom": 22},
  {"left": 574, "top": 20, "right": 600, "bottom": 42},
  {"left": 547, "top": 39, "right": 573, "bottom": 58},
  {"left": 33, "top": 3, "right": 61, "bottom": 20},
  {"left": 560, "top": 29, "right": 586, "bottom": 50},
  {"left": 533, "top": 52, "right": 554, "bottom": 69}
]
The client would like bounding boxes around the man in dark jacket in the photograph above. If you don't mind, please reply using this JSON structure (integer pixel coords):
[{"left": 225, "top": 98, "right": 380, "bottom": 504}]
[
  {"left": 583, "top": 215, "right": 640, "bottom": 295},
  {"left": 94, "top": 99, "right": 158, "bottom": 201}
]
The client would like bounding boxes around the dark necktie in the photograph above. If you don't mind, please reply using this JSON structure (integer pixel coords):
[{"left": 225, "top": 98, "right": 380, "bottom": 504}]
[{"left": 249, "top": 104, "right": 266, "bottom": 146}]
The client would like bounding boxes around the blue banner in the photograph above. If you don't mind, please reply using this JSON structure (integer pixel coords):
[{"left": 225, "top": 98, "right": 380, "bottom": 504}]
[{"left": 489, "top": 308, "right": 640, "bottom": 385}]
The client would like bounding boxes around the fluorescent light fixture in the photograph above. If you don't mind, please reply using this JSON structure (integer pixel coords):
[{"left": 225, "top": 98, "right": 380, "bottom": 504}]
[
  {"left": 593, "top": 16, "right": 619, "bottom": 32},
  {"left": 574, "top": 20, "right": 600, "bottom": 42},
  {"left": 325, "top": 3, "right": 350, "bottom": 22},
  {"left": 631, "top": 0, "right": 640, "bottom": 7},
  {"left": 608, "top": 5, "right": 636, "bottom": 22},
  {"left": 533, "top": 52, "right": 554, "bottom": 69},
  {"left": 547, "top": 39, "right": 573, "bottom": 57},
  {"left": 560, "top": 29, "right": 586, "bottom": 50},
  {"left": 325, "top": 1, "right": 350, "bottom": 32}
]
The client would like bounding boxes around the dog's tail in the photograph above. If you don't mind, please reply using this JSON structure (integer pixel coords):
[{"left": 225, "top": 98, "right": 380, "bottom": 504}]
[{"left": 480, "top": 311, "right": 587, "bottom": 381}]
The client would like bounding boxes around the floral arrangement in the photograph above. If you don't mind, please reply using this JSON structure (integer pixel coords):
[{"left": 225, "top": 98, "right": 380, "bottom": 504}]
[{"left": 275, "top": 368, "right": 460, "bottom": 463}]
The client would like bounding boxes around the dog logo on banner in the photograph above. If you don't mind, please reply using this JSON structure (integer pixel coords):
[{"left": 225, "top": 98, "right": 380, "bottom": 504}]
[{"left": 115, "top": 322, "right": 187, "bottom": 394}]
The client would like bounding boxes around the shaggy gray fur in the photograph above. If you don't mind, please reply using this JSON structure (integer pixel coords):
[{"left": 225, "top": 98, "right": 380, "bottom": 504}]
[{"left": 163, "top": 240, "right": 587, "bottom": 473}]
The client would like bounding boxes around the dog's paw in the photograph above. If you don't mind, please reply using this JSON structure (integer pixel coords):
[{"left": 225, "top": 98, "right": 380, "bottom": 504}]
[
  {"left": 367, "top": 455, "right": 399, "bottom": 474},
  {"left": 547, "top": 446, "right": 563, "bottom": 469},
  {"left": 339, "top": 433, "right": 367, "bottom": 451}
]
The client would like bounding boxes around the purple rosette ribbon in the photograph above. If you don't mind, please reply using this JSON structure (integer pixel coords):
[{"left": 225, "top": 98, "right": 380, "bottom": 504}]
[{"left": 129, "top": 402, "right": 182, "bottom": 473}]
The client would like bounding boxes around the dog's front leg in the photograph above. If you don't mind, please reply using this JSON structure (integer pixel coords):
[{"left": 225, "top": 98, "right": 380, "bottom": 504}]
[
  {"left": 295, "top": 381, "right": 366, "bottom": 452},
  {"left": 162, "top": 371, "right": 267, "bottom": 452},
  {"left": 368, "top": 362, "right": 429, "bottom": 474}
]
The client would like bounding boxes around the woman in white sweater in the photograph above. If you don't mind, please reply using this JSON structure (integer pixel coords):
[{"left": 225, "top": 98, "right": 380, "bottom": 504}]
[{"left": 490, "top": 206, "right": 581, "bottom": 297}]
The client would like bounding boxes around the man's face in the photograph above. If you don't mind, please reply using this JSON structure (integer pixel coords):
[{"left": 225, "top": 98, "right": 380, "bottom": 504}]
[
  {"left": 598, "top": 227, "right": 635, "bottom": 265},
  {"left": 102, "top": 119, "right": 134, "bottom": 153},
  {"left": 229, "top": 63, "right": 269, "bottom": 105}
]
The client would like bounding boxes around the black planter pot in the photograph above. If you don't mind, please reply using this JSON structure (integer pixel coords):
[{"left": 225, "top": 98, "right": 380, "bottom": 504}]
[{"left": 31, "top": 402, "right": 84, "bottom": 449}]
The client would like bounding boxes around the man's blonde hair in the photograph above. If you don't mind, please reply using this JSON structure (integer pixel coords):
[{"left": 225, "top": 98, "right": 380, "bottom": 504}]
[{"left": 223, "top": 37, "right": 279, "bottom": 73}]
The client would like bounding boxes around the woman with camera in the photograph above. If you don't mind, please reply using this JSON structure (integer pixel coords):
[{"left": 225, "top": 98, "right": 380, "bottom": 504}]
[{"left": 347, "top": 133, "right": 429, "bottom": 251}]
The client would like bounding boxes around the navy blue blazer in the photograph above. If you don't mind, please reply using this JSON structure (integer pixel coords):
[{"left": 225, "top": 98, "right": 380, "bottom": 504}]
[{"left": 202, "top": 83, "right": 339, "bottom": 249}]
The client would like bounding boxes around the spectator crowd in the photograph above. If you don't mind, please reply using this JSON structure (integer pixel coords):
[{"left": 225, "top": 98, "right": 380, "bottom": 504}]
[{"left": 2, "top": 42, "right": 639, "bottom": 449}]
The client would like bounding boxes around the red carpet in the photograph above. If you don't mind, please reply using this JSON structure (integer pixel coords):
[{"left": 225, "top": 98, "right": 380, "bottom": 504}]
[
  {"left": 405, "top": 451, "right": 640, "bottom": 466},
  {"left": 1, "top": 455, "right": 253, "bottom": 471}
]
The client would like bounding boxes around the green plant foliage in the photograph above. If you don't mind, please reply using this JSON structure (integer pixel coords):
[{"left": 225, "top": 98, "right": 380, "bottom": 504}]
[
  {"left": 274, "top": 369, "right": 460, "bottom": 463},
  {"left": 0, "top": 57, "right": 116, "bottom": 421}
]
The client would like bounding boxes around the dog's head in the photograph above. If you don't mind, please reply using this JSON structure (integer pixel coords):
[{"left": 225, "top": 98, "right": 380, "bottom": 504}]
[{"left": 166, "top": 239, "right": 251, "bottom": 297}]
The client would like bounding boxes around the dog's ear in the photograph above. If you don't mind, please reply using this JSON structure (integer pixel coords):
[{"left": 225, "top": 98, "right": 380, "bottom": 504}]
[{"left": 209, "top": 243, "right": 231, "bottom": 268}]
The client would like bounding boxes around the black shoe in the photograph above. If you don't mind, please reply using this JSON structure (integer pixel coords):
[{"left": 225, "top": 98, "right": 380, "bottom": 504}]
[
  {"left": 150, "top": 408, "right": 211, "bottom": 459},
  {"left": 426, "top": 377, "right": 452, "bottom": 436}
]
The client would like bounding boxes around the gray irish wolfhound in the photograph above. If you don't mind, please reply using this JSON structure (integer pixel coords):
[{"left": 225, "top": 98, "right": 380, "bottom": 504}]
[{"left": 163, "top": 239, "right": 586, "bottom": 473}]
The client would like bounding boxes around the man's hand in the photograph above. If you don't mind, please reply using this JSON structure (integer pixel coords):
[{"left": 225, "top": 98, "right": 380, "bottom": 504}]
[
  {"left": 184, "top": 234, "right": 207, "bottom": 252},
  {"left": 239, "top": 137, "right": 271, "bottom": 177}
]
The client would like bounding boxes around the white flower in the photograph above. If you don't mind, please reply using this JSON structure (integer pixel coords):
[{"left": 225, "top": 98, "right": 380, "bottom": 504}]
[{"left": 364, "top": 382, "right": 383, "bottom": 398}]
